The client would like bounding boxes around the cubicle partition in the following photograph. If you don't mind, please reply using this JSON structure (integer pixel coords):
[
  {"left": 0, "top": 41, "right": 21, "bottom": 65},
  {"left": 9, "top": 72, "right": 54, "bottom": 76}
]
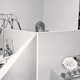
[
  {"left": 4, "top": 29, "right": 36, "bottom": 52},
  {"left": 38, "top": 31, "right": 80, "bottom": 80},
  {"left": 1, "top": 30, "right": 80, "bottom": 80},
  {"left": 2, "top": 36, "right": 37, "bottom": 80},
  {"left": 0, "top": 29, "right": 37, "bottom": 80}
]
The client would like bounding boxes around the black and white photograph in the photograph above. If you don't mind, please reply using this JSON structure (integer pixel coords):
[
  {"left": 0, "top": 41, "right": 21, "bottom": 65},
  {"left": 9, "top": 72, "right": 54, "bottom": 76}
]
[{"left": 0, "top": 0, "right": 80, "bottom": 80}]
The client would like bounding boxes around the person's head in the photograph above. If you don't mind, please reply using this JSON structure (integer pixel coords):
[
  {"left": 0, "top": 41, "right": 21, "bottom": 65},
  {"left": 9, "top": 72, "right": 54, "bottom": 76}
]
[
  {"left": 6, "top": 44, "right": 10, "bottom": 49},
  {"left": 35, "top": 21, "right": 45, "bottom": 32}
]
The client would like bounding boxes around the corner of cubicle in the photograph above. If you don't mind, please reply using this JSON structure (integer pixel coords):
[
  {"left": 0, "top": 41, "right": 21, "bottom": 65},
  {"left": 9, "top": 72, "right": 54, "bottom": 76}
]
[{"left": 0, "top": 29, "right": 37, "bottom": 80}]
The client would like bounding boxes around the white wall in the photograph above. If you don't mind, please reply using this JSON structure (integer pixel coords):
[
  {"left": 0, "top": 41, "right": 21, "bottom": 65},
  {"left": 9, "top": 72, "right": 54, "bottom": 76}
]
[
  {"left": 44, "top": 0, "right": 79, "bottom": 31},
  {"left": 79, "top": 0, "right": 80, "bottom": 12},
  {"left": 41, "top": 68, "right": 64, "bottom": 80},
  {"left": 50, "top": 68, "right": 64, "bottom": 80},
  {"left": 4, "top": 29, "right": 36, "bottom": 52},
  {"left": 0, "top": 0, "right": 79, "bottom": 31},
  {"left": 2, "top": 36, "right": 37, "bottom": 80},
  {"left": 38, "top": 31, "right": 80, "bottom": 80},
  {"left": 0, "top": 0, "right": 43, "bottom": 31}
]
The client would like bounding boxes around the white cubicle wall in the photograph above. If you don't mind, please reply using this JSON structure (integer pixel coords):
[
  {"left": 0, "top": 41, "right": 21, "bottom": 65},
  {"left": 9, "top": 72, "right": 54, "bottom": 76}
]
[
  {"left": 40, "top": 68, "right": 64, "bottom": 80},
  {"left": 38, "top": 31, "right": 80, "bottom": 80},
  {"left": 1, "top": 29, "right": 80, "bottom": 80},
  {"left": 4, "top": 29, "right": 36, "bottom": 52},
  {"left": 1, "top": 32, "right": 37, "bottom": 80}
]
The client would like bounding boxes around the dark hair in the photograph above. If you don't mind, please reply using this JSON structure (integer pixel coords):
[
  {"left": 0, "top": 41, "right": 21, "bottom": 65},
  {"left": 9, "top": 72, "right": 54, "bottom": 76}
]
[{"left": 35, "top": 21, "right": 45, "bottom": 32}]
